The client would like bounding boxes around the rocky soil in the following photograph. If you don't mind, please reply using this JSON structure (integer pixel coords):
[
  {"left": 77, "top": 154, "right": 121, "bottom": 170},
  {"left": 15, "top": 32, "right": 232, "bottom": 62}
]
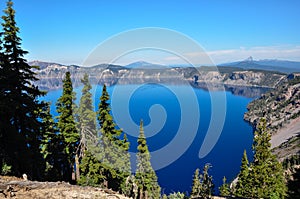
[
  {"left": 244, "top": 74, "right": 300, "bottom": 160},
  {"left": 0, "top": 176, "right": 129, "bottom": 199}
]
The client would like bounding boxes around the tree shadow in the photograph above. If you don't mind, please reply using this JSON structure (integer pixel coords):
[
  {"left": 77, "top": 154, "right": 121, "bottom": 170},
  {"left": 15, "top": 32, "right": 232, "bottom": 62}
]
[{"left": 287, "top": 167, "right": 300, "bottom": 199}]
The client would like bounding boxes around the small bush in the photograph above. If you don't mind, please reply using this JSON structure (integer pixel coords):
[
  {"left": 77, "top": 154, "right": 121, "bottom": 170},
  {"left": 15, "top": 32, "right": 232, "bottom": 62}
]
[{"left": 1, "top": 163, "right": 12, "bottom": 175}]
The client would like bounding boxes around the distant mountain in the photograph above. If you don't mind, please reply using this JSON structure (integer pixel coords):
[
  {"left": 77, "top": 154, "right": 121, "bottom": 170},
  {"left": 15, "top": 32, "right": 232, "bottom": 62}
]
[
  {"left": 219, "top": 57, "right": 300, "bottom": 74},
  {"left": 28, "top": 61, "right": 63, "bottom": 70},
  {"left": 28, "top": 61, "right": 80, "bottom": 70},
  {"left": 125, "top": 61, "right": 168, "bottom": 69}
]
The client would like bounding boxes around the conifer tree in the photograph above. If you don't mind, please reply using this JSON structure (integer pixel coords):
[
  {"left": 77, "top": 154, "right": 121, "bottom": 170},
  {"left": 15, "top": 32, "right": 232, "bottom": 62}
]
[
  {"left": 78, "top": 73, "right": 97, "bottom": 148},
  {"left": 78, "top": 76, "right": 108, "bottom": 187},
  {"left": 97, "top": 84, "right": 120, "bottom": 170},
  {"left": 56, "top": 71, "right": 80, "bottom": 182},
  {"left": 40, "top": 103, "right": 63, "bottom": 181},
  {"left": 135, "top": 120, "right": 161, "bottom": 199},
  {"left": 78, "top": 150, "right": 107, "bottom": 186},
  {"left": 0, "top": 0, "right": 46, "bottom": 179},
  {"left": 96, "top": 84, "right": 131, "bottom": 192},
  {"left": 80, "top": 84, "right": 131, "bottom": 194},
  {"left": 219, "top": 176, "right": 230, "bottom": 197},
  {"left": 98, "top": 84, "right": 122, "bottom": 140},
  {"left": 191, "top": 168, "right": 201, "bottom": 197},
  {"left": 190, "top": 164, "right": 214, "bottom": 199},
  {"left": 247, "top": 118, "right": 287, "bottom": 198},
  {"left": 234, "top": 150, "right": 250, "bottom": 197},
  {"left": 76, "top": 74, "right": 97, "bottom": 180}
]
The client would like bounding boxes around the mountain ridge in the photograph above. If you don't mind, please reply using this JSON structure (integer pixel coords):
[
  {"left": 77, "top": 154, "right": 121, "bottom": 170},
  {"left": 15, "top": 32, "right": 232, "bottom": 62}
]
[
  {"left": 30, "top": 60, "right": 287, "bottom": 91},
  {"left": 219, "top": 57, "right": 300, "bottom": 74}
]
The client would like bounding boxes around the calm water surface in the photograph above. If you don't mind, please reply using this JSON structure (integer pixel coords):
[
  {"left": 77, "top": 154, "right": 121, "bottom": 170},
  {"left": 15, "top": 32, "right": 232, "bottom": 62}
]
[{"left": 41, "top": 83, "right": 254, "bottom": 194}]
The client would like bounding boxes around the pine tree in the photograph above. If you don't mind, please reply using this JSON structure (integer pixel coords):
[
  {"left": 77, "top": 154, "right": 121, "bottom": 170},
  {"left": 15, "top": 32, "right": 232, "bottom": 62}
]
[
  {"left": 234, "top": 150, "right": 251, "bottom": 197},
  {"left": 80, "top": 84, "right": 131, "bottom": 193},
  {"left": 96, "top": 84, "right": 131, "bottom": 192},
  {"left": 98, "top": 84, "right": 122, "bottom": 140},
  {"left": 247, "top": 118, "right": 287, "bottom": 198},
  {"left": 234, "top": 118, "right": 287, "bottom": 198},
  {"left": 78, "top": 77, "right": 109, "bottom": 188},
  {"left": 200, "top": 164, "right": 214, "bottom": 199},
  {"left": 191, "top": 168, "right": 201, "bottom": 197},
  {"left": 56, "top": 71, "right": 80, "bottom": 182},
  {"left": 78, "top": 150, "right": 107, "bottom": 186},
  {"left": 190, "top": 164, "right": 214, "bottom": 199},
  {"left": 78, "top": 73, "right": 97, "bottom": 148},
  {"left": 0, "top": 0, "right": 46, "bottom": 179},
  {"left": 219, "top": 176, "right": 230, "bottom": 197},
  {"left": 40, "top": 103, "right": 64, "bottom": 181},
  {"left": 119, "top": 133, "right": 132, "bottom": 195},
  {"left": 135, "top": 120, "right": 161, "bottom": 199},
  {"left": 76, "top": 74, "right": 97, "bottom": 180}
]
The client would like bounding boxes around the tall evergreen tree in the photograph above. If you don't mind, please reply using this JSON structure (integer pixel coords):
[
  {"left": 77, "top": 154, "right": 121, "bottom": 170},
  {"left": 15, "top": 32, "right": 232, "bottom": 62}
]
[
  {"left": 98, "top": 84, "right": 122, "bottom": 140},
  {"left": 96, "top": 84, "right": 131, "bottom": 192},
  {"left": 78, "top": 75, "right": 106, "bottom": 187},
  {"left": 78, "top": 73, "right": 97, "bottom": 149},
  {"left": 76, "top": 74, "right": 97, "bottom": 180},
  {"left": 0, "top": 0, "right": 46, "bottom": 179},
  {"left": 135, "top": 120, "right": 161, "bottom": 199},
  {"left": 40, "top": 103, "right": 64, "bottom": 181},
  {"left": 79, "top": 149, "right": 107, "bottom": 186},
  {"left": 80, "top": 83, "right": 131, "bottom": 195},
  {"left": 56, "top": 71, "right": 80, "bottom": 182},
  {"left": 234, "top": 118, "right": 287, "bottom": 198},
  {"left": 247, "top": 118, "right": 287, "bottom": 198},
  {"left": 234, "top": 150, "right": 251, "bottom": 197},
  {"left": 190, "top": 164, "right": 214, "bottom": 199},
  {"left": 191, "top": 168, "right": 201, "bottom": 197}
]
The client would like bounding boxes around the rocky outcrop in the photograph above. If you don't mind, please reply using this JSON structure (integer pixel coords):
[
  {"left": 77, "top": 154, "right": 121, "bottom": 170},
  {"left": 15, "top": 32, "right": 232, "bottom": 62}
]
[
  {"left": 244, "top": 74, "right": 300, "bottom": 160},
  {"left": 244, "top": 76, "right": 300, "bottom": 132},
  {"left": 224, "top": 71, "right": 284, "bottom": 87},
  {"left": 31, "top": 61, "right": 286, "bottom": 91}
]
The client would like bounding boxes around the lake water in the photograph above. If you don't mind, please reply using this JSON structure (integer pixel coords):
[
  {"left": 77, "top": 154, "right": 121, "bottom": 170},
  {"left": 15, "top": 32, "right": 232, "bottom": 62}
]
[{"left": 40, "top": 83, "right": 255, "bottom": 195}]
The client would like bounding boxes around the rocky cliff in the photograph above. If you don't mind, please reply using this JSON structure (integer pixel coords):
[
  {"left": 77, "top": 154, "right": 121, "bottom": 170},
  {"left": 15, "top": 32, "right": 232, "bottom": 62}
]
[
  {"left": 244, "top": 74, "right": 300, "bottom": 161},
  {"left": 30, "top": 61, "right": 286, "bottom": 91}
]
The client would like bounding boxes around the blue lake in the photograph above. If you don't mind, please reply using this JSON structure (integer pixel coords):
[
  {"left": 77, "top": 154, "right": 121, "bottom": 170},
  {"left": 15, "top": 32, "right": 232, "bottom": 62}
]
[{"left": 40, "top": 83, "right": 255, "bottom": 195}]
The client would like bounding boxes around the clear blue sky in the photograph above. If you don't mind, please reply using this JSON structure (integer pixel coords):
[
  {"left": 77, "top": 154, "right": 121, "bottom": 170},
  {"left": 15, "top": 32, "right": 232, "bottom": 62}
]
[{"left": 1, "top": 0, "right": 300, "bottom": 65}]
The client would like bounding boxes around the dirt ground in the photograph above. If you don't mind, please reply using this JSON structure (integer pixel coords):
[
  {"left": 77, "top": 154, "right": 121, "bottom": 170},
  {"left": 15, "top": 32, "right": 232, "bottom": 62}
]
[{"left": 0, "top": 176, "right": 129, "bottom": 199}]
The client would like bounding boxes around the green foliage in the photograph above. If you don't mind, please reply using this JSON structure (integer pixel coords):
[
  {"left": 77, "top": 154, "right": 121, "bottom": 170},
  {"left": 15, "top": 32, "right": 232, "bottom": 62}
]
[
  {"left": 191, "top": 168, "right": 201, "bottom": 197},
  {"left": 79, "top": 84, "right": 131, "bottom": 196},
  {"left": 135, "top": 120, "right": 161, "bottom": 199},
  {"left": 0, "top": 0, "right": 46, "bottom": 179},
  {"left": 78, "top": 73, "right": 97, "bottom": 148},
  {"left": 56, "top": 71, "right": 80, "bottom": 181},
  {"left": 97, "top": 84, "right": 122, "bottom": 141},
  {"left": 97, "top": 84, "right": 131, "bottom": 191},
  {"left": 234, "top": 150, "right": 251, "bottom": 197},
  {"left": 190, "top": 163, "right": 214, "bottom": 199},
  {"left": 78, "top": 150, "right": 106, "bottom": 186},
  {"left": 234, "top": 118, "right": 287, "bottom": 198},
  {"left": 218, "top": 176, "right": 230, "bottom": 197},
  {"left": 40, "top": 103, "right": 65, "bottom": 181},
  {"left": 1, "top": 163, "right": 12, "bottom": 175},
  {"left": 167, "top": 192, "right": 187, "bottom": 199}
]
